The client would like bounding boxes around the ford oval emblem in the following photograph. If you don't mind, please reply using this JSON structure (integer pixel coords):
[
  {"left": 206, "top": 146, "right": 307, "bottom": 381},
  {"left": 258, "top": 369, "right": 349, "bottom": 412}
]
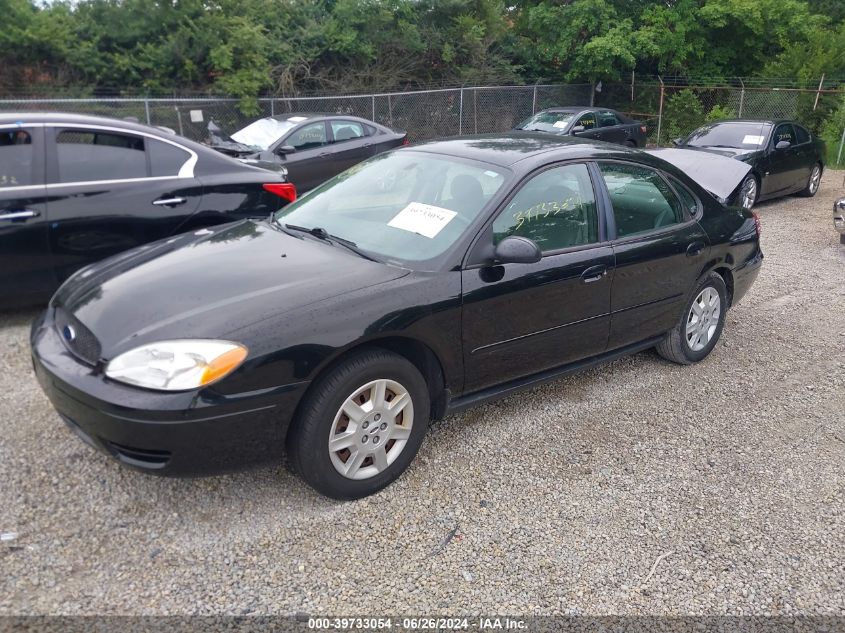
[{"left": 63, "top": 325, "right": 76, "bottom": 342}]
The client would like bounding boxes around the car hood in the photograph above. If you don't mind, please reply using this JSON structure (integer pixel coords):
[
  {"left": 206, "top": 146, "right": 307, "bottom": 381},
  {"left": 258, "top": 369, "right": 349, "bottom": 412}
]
[
  {"left": 647, "top": 147, "right": 753, "bottom": 203},
  {"left": 53, "top": 220, "right": 409, "bottom": 358}
]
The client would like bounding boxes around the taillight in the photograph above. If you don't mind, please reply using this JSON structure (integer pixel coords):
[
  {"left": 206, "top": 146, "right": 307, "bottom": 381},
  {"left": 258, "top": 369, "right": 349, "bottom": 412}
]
[
  {"left": 640, "top": 125, "right": 648, "bottom": 134},
  {"left": 402, "top": 137, "right": 410, "bottom": 146},
  {"left": 263, "top": 183, "right": 296, "bottom": 203},
  {"left": 752, "top": 211, "right": 762, "bottom": 237}
]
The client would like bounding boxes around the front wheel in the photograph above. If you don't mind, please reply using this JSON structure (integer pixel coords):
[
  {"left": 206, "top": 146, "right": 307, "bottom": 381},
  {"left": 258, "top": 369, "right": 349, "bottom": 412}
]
[
  {"left": 737, "top": 175, "right": 758, "bottom": 211},
  {"left": 656, "top": 272, "right": 728, "bottom": 365},
  {"left": 286, "top": 349, "right": 430, "bottom": 500},
  {"left": 797, "top": 163, "right": 822, "bottom": 197}
]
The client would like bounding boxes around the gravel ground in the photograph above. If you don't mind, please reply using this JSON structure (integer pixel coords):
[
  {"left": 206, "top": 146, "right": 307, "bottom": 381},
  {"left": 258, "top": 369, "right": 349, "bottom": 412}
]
[{"left": 1, "top": 172, "right": 844, "bottom": 617}]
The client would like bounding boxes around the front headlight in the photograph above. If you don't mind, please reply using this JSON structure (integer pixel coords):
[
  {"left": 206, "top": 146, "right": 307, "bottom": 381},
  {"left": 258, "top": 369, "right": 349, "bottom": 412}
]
[{"left": 105, "top": 340, "right": 248, "bottom": 391}]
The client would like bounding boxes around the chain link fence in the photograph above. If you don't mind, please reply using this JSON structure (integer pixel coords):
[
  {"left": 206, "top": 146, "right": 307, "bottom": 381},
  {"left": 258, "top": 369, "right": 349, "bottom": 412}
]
[{"left": 2, "top": 80, "right": 844, "bottom": 165}]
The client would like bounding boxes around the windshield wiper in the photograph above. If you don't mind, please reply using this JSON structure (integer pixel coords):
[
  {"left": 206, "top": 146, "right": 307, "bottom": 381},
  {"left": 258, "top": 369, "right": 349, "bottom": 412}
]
[{"left": 283, "top": 224, "right": 381, "bottom": 262}]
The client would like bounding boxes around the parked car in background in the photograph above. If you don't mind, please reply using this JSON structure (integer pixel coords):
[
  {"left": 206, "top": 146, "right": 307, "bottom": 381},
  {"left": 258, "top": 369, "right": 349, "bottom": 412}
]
[
  {"left": 207, "top": 113, "right": 408, "bottom": 193},
  {"left": 32, "top": 134, "right": 762, "bottom": 499},
  {"left": 515, "top": 107, "right": 648, "bottom": 147},
  {"left": 0, "top": 113, "right": 296, "bottom": 307},
  {"left": 672, "top": 119, "right": 826, "bottom": 211},
  {"left": 834, "top": 198, "right": 845, "bottom": 244}
]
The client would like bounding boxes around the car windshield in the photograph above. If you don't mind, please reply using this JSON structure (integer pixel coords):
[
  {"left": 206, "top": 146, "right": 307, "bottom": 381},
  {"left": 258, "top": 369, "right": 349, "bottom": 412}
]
[
  {"left": 273, "top": 151, "right": 509, "bottom": 266},
  {"left": 685, "top": 122, "right": 772, "bottom": 149},
  {"left": 231, "top": 117, "right": 306, "bottom": 149},
  {"left": 517, "top": 111, "right": 577, "bottom": 133}
]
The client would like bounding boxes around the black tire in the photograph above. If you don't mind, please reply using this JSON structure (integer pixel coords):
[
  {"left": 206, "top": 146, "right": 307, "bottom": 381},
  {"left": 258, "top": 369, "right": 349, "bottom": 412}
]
[
  {"left": 797, "top": 163, "right": 822, "bottom": 197},
  {"left": 840, "top": 233, "right": 845, "bottom": 245},
  {"left": 656, "top": 272, "right": 728, "bottom": 365},
  {"left": 625, "top": 139, "right": 637, "bottom": 148},
  {"left": 736, "top": 174, "right": 758, "bottom": 211},
  {"left": 286, "top": 349, "right": 430, "bottom": 500}
]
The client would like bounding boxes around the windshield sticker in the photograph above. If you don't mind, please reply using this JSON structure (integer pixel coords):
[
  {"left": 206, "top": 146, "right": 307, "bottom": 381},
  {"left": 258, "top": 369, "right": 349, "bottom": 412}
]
[
  {"left": 484, "top": 170, "right": 500, "bottom": 178},
  {"left": 287, "top": 116, "right": 307, "bottom": 122},
  {"left": 742, "top": 135, "right": 765, "bottom": 145},
  {"left": 553, "top": 120, "right": 568, "bottom": 129},
  {"left": 388, "top": 202, "right": 457, "bottom": 238}
]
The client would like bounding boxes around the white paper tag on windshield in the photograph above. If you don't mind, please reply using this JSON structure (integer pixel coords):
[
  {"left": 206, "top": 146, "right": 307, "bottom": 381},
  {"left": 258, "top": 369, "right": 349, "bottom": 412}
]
[
  {"left": 742, "top": 135, "right": 764, "bottom": 145},
  {"left": 553, "top": 120, "right": 568, "bottom": 129},
  {"left": 388, "top": 202, "right": 457, "bottom": 239}
]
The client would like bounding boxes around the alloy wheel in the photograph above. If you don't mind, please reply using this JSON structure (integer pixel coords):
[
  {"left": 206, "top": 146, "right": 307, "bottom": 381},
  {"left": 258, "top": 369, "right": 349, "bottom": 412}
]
[
  {"left": 809, "top": 165, "right": 821, "bottom": 194},
  {"left": 686, "top": 287, "right": 721, "bottom": 352},
  {"left": 328, "top": 379, "right": 414, "bottom": 480},
  {"left": 740, "top": 177, "right": 757, "bottom": 210}
]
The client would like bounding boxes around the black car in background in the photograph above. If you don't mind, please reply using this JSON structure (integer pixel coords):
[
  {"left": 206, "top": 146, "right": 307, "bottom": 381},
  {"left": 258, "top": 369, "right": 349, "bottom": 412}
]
[
  {"left": 208, "top": 113, "right": 408, "bottom": 193},
  {"left": 32, "top": 134, "right": 762, "bottom": 499},
  {"left": 673, "top": 119, "right": 826, "bottom": 210},
  {"left": 515, "top": 107, "right": 648, "bottom": 147},
  {"left": 0, "top": 113, "right": 296, "bottom": 307}
]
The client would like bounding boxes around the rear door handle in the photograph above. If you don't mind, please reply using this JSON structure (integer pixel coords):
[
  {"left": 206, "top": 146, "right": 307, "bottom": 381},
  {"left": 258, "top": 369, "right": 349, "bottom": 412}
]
[
  {"left": 686, "top": 241, "right": 706, "bottom": 257},
  {"left": 581, "top": 265, "right": 608, "bottom": 283},
  {"left": 153, "top": 197, "right": 187, "bottom": 207},
  {"left": 0, "top": 210, "right": 39, "bottom": 221}
]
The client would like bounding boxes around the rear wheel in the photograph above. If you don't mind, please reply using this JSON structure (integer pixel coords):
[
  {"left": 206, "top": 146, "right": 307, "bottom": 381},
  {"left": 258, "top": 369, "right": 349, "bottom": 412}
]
[
  {"left": 286, "top": 349, "right": 429, "bottom": 500},
  {"left": 797, "top": 163, "right": 822, "bottom": 197},
  {"left": 656, "top": 272, "right": 727, "bottom": 365},
  {"left": 625, "top": 139, "right": 637, "bottom": 148},
  {"left": 737, "top": 174, "right": 758, "bottom": 211}
]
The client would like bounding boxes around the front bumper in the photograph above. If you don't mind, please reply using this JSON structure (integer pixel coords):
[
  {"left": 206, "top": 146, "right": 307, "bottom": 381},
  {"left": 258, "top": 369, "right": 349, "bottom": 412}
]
[{"left": 31, "top": 310, "right": 308, "bottom": 476}]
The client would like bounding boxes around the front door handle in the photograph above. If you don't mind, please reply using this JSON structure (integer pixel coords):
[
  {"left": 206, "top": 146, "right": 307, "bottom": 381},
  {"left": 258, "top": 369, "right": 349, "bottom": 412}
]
[
  {"left": 153, "top": 197, "right": 187, "bottom": 207},
  {"left": 686, "top": 241, "right": 706, "bottom": 257},
  {"left": 0, "top": 210, "right": 39, "bottom": 221},
  {"left": 581, "top": 265, "right": 608, "bottom": 283}
]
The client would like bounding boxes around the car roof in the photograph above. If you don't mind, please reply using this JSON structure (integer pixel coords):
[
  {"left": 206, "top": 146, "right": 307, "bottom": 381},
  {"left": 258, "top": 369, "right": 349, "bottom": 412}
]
[
  {"left": 0, "top": 111, "right": 218, "bottom": 153},
  {"left": 405, "top": 132, "right": 641, "bottom": 168},
  {"left": 539, "top": 106, "right": 593, "bottom": 113},
  {"left": 268, "top": 113, "right": 375, "bottom": 123},
  {"left": 0, "top": 111, "right": 282, "bottom": 176},
  {"left": 702, "top": 119, "right": 785, "bottom": 126},
  {"left": 0, "top": 111, "right": 173, "bottom": 134}
]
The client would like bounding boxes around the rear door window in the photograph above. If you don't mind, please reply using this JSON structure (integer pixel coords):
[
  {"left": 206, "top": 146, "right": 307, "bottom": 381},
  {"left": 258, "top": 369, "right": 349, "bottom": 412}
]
[
  {"left": 598, "top": 111, "right": 621, "bottom": 127},
  {"left": 55, "top": 129, "right": 147, "bottom": 183},
  {"left": 148, "top": 139, "right": 191, "bottom": 177},
  {"left": 331, "top": 121, "right": 365, "bottom": 144},
  {"left": 0, "top": 129, "right": 35, "bottom": 187},
  {"left": 794, "top": 125, "right": 810, "bottom": 145},
  {"left": 599, "top": 163, "right": 683, "bottom": 238}
]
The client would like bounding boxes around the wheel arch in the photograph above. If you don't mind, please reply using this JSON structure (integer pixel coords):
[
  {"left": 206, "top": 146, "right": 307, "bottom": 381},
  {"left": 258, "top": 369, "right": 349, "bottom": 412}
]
[
  {"left": 287, "top": 335, "right": 451, "bottom": 443},
  {"left": 697, "top": 258, "right": 735, "bottom": 308}
]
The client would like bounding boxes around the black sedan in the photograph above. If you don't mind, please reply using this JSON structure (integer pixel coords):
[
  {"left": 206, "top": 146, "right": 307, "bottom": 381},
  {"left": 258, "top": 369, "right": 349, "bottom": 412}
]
[
  {"left": 515, "top": 107, "right": 648, "bottom": 147},
  {"left": 32, "top": 134, "right": 763, "bottom": 499},
  {"left": 208, "top": 113, "right": 407, "bottom": 193},
  {"left": 673, "top": 119, "right": 826, "bottom": 210},
  {"left": 1, "top": 113, "right": 296, "bottom": 308}
]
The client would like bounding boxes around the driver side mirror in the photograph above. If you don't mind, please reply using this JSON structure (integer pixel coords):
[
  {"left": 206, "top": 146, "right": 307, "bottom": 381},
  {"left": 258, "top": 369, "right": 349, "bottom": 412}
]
[
  {"left": 571, "top": 125, "right": 586, "bottom": 134},
  {"left": 775, "top": 140, "right": 791, "bottom": 150},
  {"left": 494, "top": 236, "right": 542, "bottom": 264},
  {"left": 277, "top": 145, "right": 296, "bottom": 155},
  {"left": 671, "top": 137, "right": 683, "bottom": 147}
]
